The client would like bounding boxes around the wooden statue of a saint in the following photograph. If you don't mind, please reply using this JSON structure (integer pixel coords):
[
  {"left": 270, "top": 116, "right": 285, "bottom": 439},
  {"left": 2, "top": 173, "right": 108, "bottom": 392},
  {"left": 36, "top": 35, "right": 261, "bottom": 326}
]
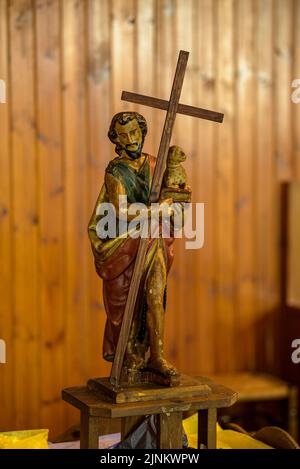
[{"left": 88, "top": 111, "right": 191, "bottom": 383}]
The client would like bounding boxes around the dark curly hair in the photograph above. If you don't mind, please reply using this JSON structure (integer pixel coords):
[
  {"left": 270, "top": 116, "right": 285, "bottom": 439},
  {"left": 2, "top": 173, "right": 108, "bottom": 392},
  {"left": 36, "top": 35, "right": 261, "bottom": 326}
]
[{"left": 108, "top": 111, "right": 148, "bottom": 156}]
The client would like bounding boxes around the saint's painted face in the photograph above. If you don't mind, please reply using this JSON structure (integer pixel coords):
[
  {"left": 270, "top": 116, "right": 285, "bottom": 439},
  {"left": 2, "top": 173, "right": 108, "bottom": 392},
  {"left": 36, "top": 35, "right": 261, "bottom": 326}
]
[{"left": 115, "top": 118, "right": 143, "bottom": 159}]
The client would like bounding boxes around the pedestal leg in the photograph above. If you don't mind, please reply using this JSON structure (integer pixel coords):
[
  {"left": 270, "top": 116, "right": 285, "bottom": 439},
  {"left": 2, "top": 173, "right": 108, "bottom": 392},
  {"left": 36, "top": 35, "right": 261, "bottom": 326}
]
[
  {"left": 121, "top": 415, "right": 145, "bottom": 440},
  {"left": 288, "top": 386, "right": 298, "bottom": 441},
  {"left": 157, "top": 412, "right": 182, "bottom": 449},
  {"left": 80, "top": 409, "right": 101, "bottom": 449},
  {"left": 198, "top": 408, "right": 217, "bottom": 449}
]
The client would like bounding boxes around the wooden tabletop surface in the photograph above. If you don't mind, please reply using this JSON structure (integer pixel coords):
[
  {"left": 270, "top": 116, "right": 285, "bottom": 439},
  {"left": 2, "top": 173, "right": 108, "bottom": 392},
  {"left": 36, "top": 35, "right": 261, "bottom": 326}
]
[
  {"left": 208, "top": 372, "right": 293, "bottom": 402},
  {"left": 62, "top": 376, "right": 238, "bottom": 418}
]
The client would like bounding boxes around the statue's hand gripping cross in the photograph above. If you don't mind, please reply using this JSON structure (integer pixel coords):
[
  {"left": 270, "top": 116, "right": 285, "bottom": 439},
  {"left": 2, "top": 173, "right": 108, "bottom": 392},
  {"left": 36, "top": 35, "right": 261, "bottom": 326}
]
[{"left": 110, "top": 50, "right": 224, "bottom": 387}]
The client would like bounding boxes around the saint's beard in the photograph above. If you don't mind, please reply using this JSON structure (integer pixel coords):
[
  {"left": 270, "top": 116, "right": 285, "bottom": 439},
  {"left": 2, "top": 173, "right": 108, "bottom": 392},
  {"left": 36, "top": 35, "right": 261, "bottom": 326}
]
[{"left": 124, "top": 142, "right": 143, "bottom": 160}]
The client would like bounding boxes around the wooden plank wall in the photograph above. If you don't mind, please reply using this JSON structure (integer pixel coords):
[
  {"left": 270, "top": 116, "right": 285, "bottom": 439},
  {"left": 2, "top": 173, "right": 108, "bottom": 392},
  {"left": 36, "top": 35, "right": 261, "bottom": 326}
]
[
  {"left": 0, "top": 0, "right": 300, "bottom": 437},
  {"left": 287, "top": 183, "right": 300, "bottom": 307}
]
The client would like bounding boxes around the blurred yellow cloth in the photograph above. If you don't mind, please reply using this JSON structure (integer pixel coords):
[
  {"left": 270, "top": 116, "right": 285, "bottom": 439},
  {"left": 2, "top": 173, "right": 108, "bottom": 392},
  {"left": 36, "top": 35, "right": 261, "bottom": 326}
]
[
  {"left": 183, "top": 414, "right": 273, "bottom": 449},
  {"left": 0, "top": 429, "right": 49, "bottom": 449}
]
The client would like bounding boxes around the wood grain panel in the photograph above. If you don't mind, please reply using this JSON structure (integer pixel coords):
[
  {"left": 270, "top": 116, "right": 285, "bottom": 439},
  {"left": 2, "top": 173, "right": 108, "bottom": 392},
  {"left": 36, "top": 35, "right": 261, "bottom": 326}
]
[
  {"left": 193, "top": 0, "right": 216, "bottom": 374},
  {"left": 111, "top": 0, "right": 136, "bottom": 113},
  {"left": 274, "top": 0, "right": 293, "bottom": 180},
  {"left": 294, "top": 0, "right": 300, "bottom": 179},
  {"left": 215, "top": 0, "right": 236, "bottom": 372},
  {"left": 255, "top": 0, "right": 280, "bottom": 371},
  {"left": 9, "top": 0, "right": 39, "bottom": 428},
  {"left": 61, "top": 0, "right": 89, "bottom": 427},
  {"left": 287, "top": 183, "right": 300, "bottom": 307},
  {"left": 35, "top": 0, "right": 65, "bottom": 438},
  {"left": 136, "top": 0, "right": 155, "bottom": 153},
  {"left": 235, "top": 0, "right": 256, "bottom": 370},
  {"left": 0, "top": 0, "right": 13, "bottom": 430}
]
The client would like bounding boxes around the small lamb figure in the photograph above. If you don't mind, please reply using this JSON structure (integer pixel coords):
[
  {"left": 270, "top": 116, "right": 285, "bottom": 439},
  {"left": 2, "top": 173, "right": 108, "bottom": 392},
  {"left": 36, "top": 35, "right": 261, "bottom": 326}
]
[{"left": 163, "top": 145, "right": 187, "bottom": 189}]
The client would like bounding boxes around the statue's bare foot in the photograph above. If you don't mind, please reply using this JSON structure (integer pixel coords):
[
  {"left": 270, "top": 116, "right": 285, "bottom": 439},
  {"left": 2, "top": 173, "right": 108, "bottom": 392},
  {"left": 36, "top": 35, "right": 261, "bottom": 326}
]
[
  {"left": 147, "top": 357, "right": 180, "bottom": 376},
  {"left": 125, "top": 353, "right": 146, "bottom": 371}
]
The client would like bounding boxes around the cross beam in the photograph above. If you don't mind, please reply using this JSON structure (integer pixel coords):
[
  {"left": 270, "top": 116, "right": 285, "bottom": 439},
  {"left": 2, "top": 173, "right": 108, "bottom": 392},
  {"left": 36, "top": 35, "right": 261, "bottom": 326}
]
[
  {"left": 121, "top": 91, "right": 224, "bottom": 123},
  {"left": 110, "top": 50, "right": 223, "bottom": 387}
]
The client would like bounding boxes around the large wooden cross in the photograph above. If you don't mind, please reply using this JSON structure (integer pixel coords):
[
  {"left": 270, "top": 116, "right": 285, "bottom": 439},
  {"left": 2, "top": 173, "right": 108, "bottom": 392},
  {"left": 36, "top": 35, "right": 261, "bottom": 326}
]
[{"left": 110, "top": 50, "right": 223, "bottom": 387}]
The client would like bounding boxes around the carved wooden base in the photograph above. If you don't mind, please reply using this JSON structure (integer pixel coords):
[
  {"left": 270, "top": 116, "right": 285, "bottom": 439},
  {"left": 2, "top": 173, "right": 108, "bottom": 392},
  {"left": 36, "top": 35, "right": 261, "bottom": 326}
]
[
  {"left": 87, "top": 374, "right": 211, "bottom": 404},
  {"left": 121, "top": 366, "right": 182, "bottom": 387}
]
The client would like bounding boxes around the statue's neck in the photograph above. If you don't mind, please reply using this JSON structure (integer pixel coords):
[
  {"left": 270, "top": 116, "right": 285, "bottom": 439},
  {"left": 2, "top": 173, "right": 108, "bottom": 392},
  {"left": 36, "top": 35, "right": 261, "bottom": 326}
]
[{"left": 119, "top": 152, "right": 148, "bottom": 172}]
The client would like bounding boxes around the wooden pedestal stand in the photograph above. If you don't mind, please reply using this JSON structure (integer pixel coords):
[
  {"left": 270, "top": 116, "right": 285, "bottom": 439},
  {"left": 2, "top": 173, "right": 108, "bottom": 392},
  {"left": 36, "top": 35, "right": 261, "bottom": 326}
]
[{"left": 62, "top": 376, "right": 237, "bottom": 449}]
